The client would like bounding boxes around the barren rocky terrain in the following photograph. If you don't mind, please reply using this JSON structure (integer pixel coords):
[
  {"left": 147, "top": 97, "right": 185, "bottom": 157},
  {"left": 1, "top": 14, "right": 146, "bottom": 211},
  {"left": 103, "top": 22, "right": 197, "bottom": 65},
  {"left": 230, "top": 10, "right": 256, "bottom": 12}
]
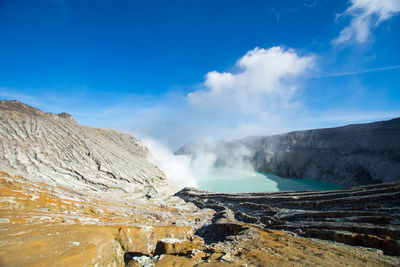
[{"left": 1, "top": 101, "right": 400, "bottom": 266}]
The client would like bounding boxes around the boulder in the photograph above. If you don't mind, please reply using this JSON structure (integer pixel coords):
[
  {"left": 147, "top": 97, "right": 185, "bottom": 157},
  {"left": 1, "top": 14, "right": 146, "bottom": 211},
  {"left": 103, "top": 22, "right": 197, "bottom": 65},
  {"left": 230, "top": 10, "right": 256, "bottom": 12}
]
[{"left": 154, "top": 236, "right": 204, "bottom": 255}]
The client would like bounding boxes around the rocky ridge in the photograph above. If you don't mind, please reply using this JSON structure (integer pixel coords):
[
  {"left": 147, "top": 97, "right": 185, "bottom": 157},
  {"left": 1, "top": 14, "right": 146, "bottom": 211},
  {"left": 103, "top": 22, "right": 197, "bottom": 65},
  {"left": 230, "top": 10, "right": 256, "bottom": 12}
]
[{"left": 1, "top": 101, "right": 400, "bottom": 266}]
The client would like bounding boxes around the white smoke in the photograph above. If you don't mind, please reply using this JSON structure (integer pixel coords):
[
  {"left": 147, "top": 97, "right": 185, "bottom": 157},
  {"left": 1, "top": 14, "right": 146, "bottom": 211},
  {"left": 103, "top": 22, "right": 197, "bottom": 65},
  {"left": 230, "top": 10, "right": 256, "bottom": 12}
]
[
  {"left": 141, "top": 137, "right": 197, "bottom": 189},
  {"left": 141, "top": 136, "right": 260, "bottom": 190},
  {"left": 187, "top": 151, "right": 217, "bottom": 181},
  {"left": 186, "top": 141, "right": 257, "bottom": 182}
]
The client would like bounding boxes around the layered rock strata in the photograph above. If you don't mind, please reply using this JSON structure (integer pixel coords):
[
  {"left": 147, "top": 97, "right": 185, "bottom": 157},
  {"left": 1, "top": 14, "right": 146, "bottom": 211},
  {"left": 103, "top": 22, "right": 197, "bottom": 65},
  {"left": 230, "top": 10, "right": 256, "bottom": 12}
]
[{"left": 176, "top": 182, "right": 400, "bottom": 256}]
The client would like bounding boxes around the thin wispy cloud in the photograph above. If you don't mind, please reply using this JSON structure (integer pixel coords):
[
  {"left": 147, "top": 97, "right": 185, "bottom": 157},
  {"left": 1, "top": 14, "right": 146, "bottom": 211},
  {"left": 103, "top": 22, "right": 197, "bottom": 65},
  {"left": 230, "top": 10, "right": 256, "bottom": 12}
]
[
  {"left": 314, "top": 64, "right": 400, "bottom": 79},
  {"left": 287, "top": 0, "right": 322, "bottom": 13},
  {"left": 333, "top": 0, "right": 400, "bottom": 45},
  {"left": 267, "top": 8, "right": 280, "bottom": 22},
  {"left": 304, "top": 110, "right": 400, "bottom": 124}
]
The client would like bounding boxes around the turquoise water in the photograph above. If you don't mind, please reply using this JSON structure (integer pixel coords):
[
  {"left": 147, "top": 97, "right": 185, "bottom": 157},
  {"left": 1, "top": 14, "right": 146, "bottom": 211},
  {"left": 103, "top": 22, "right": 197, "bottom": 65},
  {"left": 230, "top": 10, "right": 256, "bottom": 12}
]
[{"left": 197, "top": 169, "right": 341, "bottom": 193}]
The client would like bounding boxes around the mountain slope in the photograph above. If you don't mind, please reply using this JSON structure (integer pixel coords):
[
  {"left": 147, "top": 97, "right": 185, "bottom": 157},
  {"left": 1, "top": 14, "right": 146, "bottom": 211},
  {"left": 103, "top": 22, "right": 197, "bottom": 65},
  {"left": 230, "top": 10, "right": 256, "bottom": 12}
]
[{"left": 0, "top": 100, "right": 171, "bottom": 198}]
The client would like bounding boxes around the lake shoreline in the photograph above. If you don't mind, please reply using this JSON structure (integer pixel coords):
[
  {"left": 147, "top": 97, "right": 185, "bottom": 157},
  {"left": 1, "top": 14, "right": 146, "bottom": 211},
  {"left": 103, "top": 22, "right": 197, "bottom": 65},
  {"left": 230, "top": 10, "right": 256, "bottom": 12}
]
[{"left": 197, "top": 171, "right": 342, "bottom": 193}]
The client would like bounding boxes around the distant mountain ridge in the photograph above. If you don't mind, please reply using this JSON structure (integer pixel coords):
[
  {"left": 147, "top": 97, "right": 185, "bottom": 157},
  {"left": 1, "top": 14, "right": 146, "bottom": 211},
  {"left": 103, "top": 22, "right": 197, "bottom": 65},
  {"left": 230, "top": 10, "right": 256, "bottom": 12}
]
[
  {"left": 0, "top": 100, "right": 76, "bottom": 123},
  {"left": 178, "top": 118, "right": 400, "bottom": 187}
]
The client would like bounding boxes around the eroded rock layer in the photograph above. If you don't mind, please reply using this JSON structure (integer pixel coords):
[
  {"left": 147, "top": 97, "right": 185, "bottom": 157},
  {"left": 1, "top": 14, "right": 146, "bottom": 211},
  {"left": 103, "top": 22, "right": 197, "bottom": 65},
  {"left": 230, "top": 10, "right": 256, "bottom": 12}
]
[{"left": 176, "top": 182, "right": 400, "bottom": 256}]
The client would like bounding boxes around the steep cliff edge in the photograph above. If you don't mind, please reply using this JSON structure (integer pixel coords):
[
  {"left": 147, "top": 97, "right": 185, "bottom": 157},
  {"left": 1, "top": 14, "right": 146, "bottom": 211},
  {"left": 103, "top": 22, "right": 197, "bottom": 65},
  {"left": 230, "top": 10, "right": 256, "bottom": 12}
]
[
  {"left": 178, "top": 118, "right": 400, "bottom": 187},
  {"left": 248, "top": 118, "right": 400, "bottom": 187}
]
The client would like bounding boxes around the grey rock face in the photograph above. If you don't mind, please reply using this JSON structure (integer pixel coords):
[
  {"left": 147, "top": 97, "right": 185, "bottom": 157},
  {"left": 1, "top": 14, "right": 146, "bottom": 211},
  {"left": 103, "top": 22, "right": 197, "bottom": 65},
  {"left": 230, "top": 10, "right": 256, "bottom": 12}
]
[
  {"left": 178, "top": 118, "right": 400, "bottom": 187},
  {"left": 248, "top": 118, "right": 400, "bottom": 187},
  {"left": 0, "top": 100, "right": 172, "bottom": 198}
]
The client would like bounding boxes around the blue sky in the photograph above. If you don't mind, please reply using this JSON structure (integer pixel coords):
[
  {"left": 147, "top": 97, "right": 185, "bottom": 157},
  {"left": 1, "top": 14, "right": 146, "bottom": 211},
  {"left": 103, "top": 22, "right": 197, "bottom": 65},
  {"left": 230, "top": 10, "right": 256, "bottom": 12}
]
[{"left": 1, "top": 0, "right": 400, "bottom": 147}]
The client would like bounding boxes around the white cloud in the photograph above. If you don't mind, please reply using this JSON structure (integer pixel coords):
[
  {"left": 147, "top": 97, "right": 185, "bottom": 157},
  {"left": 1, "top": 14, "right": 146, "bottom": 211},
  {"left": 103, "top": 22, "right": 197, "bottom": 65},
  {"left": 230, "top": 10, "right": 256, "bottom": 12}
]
[
  {"left": 333, "top": 0, "right": 400, "bottom": 45},
  {"left": 188, "top": 47, "right": 314, "bottom": 116}
]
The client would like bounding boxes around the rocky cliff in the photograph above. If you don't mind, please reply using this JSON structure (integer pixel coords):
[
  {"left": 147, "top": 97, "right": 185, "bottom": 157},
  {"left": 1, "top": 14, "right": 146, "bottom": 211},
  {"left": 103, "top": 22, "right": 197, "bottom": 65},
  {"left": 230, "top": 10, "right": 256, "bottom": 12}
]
[
  {"left": 249, "top": 118, "right": 400, "bottom": 187},
  {"left": 178, "top": 118, "right": 400, "bottom": 187}
]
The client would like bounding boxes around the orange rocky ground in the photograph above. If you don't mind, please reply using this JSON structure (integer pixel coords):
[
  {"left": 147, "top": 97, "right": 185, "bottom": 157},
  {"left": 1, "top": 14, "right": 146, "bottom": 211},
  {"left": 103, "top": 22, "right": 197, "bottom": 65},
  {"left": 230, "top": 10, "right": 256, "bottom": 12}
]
[{"left": 1, "top": 171, "right": 400, "bottom": 267}]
